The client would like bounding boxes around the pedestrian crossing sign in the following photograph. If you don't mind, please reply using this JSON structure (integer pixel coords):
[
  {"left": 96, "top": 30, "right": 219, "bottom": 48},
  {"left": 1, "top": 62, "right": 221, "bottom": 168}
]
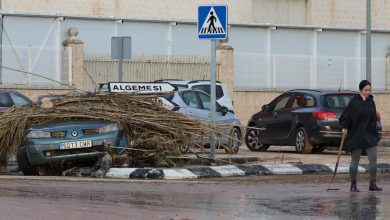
[{"left": 198, "top": 5, "right": 228, "bottom": 39}]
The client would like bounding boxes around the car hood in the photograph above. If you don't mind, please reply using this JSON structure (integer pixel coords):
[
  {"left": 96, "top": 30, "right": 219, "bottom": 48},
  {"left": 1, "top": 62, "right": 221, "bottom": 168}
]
[{"left": 28, "top": 120, "right": 116, "bottom": 131}]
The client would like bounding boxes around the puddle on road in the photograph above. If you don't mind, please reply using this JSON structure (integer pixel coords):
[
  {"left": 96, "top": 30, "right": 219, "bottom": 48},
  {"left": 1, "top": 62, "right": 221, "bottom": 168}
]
[{"left": 251, "top": 193, "right": 389, "bottom": 219}]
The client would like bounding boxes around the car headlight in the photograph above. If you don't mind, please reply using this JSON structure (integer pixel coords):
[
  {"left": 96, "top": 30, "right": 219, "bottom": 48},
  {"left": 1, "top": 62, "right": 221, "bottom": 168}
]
[
  {"left": 26, "top": 130, "right": 51, "bottom": 138},
  {"left": 98, "top": 124, "right": 118, "bottom": 133}
]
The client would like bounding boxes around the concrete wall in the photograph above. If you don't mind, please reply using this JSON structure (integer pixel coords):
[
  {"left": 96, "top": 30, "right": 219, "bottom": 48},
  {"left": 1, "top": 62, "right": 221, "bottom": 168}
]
[
  {"left": 216, "top": 43, "right": 390, "bottom": 132},
  {"left": 3, "top": 0, "right": 390, "bottom": 29},
  {"left": 252, "top": 0, "right": 307, "bottom": 25},
  {"left": 1, "top": 0, "right": 253, "bottom": 24},
  {"left": 309, "top": 0, "right": 390, "bottom": 29}
]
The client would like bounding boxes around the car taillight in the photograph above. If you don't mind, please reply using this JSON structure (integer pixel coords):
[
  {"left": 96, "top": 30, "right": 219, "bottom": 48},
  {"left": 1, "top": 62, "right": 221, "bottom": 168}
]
[
  {"left": 376, "top": 112, "right": 381, "bottom": 121},
  {"left": 312, "top": 111, "right": 337, "bottom": 121}
]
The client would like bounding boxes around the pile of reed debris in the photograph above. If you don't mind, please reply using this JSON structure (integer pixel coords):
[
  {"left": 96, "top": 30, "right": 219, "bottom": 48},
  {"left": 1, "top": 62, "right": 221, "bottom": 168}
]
[{"left": 0, "top": 92, "right": 229, "bottom": 168}]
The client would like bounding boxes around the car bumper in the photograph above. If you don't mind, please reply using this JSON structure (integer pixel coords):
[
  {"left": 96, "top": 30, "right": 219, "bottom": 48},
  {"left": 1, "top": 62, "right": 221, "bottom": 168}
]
[
  {"left": 25, "top": 136, "right": 122, "bottom": 166},
  {"left": 309, "top": 130, "right": 343, "bottom": 146}
]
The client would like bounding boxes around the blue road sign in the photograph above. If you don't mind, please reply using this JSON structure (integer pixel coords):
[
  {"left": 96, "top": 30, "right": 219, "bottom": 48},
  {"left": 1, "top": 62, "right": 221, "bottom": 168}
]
[{"left": 198, "top": 5, "right": 228, "bottom": 39}]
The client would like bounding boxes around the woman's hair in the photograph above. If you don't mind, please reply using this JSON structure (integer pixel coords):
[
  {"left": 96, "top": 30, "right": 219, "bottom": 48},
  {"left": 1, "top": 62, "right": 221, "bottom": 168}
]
[{"left": 359, "top": 80, "right": 371, "bottom": 91}]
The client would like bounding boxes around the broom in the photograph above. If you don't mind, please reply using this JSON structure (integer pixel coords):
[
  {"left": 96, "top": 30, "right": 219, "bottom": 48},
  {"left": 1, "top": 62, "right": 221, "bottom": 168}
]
[{"left": 326, "top": 132, "right": 346, "bottom": 191}]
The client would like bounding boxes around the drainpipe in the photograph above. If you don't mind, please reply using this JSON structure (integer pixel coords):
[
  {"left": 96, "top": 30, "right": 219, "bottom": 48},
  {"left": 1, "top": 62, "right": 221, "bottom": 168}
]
[{"left": 0, "top": 0, "right": 2, "bottom": 84}]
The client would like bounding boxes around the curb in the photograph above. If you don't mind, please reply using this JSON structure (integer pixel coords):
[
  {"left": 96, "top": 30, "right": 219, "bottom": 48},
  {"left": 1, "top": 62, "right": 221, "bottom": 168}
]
[{"left": 105, "top": 163, "right": 390, "bottom": 180}]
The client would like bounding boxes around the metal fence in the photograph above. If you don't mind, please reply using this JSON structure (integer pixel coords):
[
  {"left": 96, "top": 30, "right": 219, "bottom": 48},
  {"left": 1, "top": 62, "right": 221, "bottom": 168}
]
[
  {"left": 0, "top": 45, "right": 68, "bottom": 86},
  {"left": 234, "top": 53, "right": 389, "bottom": 91},
  {"left": 83, "top": 53, "right": 213, "bottom": 91}
]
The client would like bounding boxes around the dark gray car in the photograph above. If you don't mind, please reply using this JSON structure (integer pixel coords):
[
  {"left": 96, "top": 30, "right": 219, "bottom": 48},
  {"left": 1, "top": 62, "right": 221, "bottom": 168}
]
[{"left": 245, "top": 89, "right": 382, "bottom": 154}]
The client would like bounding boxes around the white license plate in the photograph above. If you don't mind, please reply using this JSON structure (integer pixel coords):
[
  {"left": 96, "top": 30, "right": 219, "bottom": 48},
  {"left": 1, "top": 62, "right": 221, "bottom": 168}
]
[{"left": 60, "top": 140, "right": 92, "bottom": 150}]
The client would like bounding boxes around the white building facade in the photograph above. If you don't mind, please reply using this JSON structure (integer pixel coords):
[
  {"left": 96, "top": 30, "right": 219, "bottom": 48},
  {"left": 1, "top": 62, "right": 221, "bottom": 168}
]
[{"left": 1, "top": 0, "right": 390, "bottom": 91}]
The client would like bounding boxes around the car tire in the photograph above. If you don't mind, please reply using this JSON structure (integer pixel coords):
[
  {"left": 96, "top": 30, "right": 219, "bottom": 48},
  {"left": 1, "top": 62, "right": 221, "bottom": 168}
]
[
  {"left": 294, "top": 127, "right": 313, "bottom": 154},
  {"left": 16, "top": 145, "right": 38, "bottom": 175},
  {"left": 226, "top": 127, "right": 241, "bottom": 154},
  {"left": 245, "top": 128, "right": 270, "bottom": 152}
]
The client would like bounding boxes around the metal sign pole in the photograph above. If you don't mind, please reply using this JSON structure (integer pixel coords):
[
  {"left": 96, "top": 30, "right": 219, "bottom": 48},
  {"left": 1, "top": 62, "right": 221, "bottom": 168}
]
[
  {"left": 210, "top": 39, "right": 217, "bottom": 159},
  {"left": 112, "top": 36, "right": 131, "bottom": 82},
  {"left": 118, "top": 37, "right": 123, "bottom": 82},
  {"left": 198, "top": 5, "right": 227, "bottom": 159}
]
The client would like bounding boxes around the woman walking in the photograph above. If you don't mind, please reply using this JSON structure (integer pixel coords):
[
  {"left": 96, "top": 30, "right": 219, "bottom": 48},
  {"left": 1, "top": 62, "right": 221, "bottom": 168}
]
[{"left": 339, "top": 80, "right": 382, "bottom": 192}]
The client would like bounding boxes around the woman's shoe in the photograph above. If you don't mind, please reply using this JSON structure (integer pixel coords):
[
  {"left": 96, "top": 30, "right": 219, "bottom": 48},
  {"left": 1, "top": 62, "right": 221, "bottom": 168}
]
[
  {"left": 350, "top": 181, "right": 360, "bottom": 192},
  {"left": 369, "top": 181, "right": 383, "bottom": 191}
]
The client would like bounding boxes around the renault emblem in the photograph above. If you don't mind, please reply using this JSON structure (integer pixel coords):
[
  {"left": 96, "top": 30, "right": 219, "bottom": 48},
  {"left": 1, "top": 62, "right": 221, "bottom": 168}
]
[{"left": 71, "top": 131, "right": 78, "bottom": 137}]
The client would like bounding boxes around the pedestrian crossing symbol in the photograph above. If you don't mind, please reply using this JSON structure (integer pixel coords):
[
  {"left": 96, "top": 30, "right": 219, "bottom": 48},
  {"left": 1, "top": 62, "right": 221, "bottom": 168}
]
[{"left": 198, "top": 5, "right": 228, "bottom": 39}]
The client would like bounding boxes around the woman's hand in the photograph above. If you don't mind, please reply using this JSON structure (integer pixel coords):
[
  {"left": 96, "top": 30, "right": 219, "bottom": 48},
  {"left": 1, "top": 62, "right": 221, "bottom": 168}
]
[{"left": 342, "top": 128, "right": 348, "bottom": 135}]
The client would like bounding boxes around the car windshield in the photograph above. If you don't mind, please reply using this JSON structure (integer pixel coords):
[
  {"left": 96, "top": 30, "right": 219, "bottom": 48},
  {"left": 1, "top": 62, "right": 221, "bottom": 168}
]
[{"left": 323, "top": 94, "right": 355, "bottom": 109}]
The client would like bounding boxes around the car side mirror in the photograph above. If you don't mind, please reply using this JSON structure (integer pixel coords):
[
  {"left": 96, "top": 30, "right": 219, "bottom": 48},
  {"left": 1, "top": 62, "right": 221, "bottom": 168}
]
[
  {"left": 261, "top": 104, "right": 270, "bottom": 112},
  {"left": 221, "top": 106, "right": 229, "bottom": 115},
  {"left": 172, "top": 106, "right": 180, "bottom": 111}
]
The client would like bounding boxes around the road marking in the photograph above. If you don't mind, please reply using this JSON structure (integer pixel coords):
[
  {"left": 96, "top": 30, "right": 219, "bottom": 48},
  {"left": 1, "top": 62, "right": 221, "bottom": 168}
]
[
  {"left": 210, "top": 165, "right": 246, "bottom": 177},
  {"left": 105, "top": 168, "right": 138, "bottom": 179},
  {"left": 262, "top": 164, "right": 303, "bottom": 174},
  {"left": 163, "top": 169, "right": 198, "bottom": 180}
]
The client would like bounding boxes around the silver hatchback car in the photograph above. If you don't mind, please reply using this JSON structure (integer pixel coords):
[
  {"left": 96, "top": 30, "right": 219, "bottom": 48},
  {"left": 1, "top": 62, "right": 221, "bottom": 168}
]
[{"left": 159, "top": 88, "right": 242, "bottom": 154}]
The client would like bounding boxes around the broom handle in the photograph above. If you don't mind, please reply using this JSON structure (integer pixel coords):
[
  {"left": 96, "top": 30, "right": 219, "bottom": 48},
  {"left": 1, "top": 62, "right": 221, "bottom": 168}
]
[{"left": 329, "top": 133, "right": 346, "bottom": 184}]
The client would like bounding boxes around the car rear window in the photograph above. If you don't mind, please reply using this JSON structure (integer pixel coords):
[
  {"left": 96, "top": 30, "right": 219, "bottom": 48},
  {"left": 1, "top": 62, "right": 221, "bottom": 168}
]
[{"left": 323, "top": 94, "right": 355, "bottom": 109}]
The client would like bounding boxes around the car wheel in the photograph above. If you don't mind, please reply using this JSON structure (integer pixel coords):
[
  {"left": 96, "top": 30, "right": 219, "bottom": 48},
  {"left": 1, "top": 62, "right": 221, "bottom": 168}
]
[
  {"left": 226, "top": 127, "right": 241, "bottom": 154},
  {"left": 16, "top": 145, "right": 38, "bottom": 175},
  {"left": 294, "top": 127, "right": 313, "bottom": 154},
  {"left": 311, "top": 145, "right": 327, "bottom": 153},
  {"left": 245, "top": 128, "right": 270, "bottom": 152}
]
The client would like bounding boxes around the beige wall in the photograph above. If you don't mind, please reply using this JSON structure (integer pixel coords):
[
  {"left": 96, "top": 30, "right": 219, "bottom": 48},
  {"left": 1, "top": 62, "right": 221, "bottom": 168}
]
[
  {"left": 2, "top": 0, "right": 253, "bottom": 24},
  {"left": 308, "top": 0, "right": 390, "bottom": 29},
  {"left": 3, "top": 0, "right": 390, "bottom": 29},
  {"left": 252, "top": 0, "right": 307, "bottom": 25}
]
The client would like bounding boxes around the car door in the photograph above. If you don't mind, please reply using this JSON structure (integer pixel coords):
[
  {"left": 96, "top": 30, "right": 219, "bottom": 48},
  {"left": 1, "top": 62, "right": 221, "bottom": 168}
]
[
  {"left": 196, "top": 90, "right": 232, "bottom": 136},
  {"left": 178, "top": 90, "right": 209, "bottom": 121},
  {"left": 259, "top": 93, "right": 293, "bottom": 143},
  {"left": 283, "top": 93, "right": 304, "bottom": 140}
]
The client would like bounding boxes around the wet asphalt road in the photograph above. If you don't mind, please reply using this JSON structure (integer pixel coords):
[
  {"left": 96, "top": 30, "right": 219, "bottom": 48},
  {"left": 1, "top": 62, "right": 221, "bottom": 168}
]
[{"left": 0, "top": 174, "right": 389, "bottom": 220}]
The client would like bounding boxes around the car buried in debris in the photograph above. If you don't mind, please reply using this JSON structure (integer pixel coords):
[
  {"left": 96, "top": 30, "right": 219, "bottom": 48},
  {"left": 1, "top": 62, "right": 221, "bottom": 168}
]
[
  {"left": 17, "top": 119, "right": 128, "bottom": 175},
  {"left": 16, "top": 82, "right": 242, "bottom": 175},
  {"left": 15, "top": 92, "right": 129, "bottom": 175}
]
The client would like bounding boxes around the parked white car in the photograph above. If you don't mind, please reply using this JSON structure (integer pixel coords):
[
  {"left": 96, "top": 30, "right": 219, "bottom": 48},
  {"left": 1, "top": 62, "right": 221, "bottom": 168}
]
[
  {"left": 154, "top": 79, "right": 235, "bottom": 113},
  {"left": 158, "top": 88, "right": 242, "bottom": 154}
]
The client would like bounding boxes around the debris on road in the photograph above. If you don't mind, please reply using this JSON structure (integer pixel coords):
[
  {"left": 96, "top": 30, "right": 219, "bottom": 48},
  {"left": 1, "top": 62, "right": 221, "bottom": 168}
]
[{"left": 0, "top": 92, "right": 227, "bottom": 170}]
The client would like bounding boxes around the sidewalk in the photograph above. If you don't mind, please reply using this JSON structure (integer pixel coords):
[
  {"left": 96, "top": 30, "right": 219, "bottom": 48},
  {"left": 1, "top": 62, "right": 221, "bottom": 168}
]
[
  {"left": 5, "top": 140, "right": 390, "bottom": 180},
  {"left": 105, "top": 162, "right": 390, "bottom": 180},
  {"left": 105, "top": 143, "right": 390, "bottom": 180}
]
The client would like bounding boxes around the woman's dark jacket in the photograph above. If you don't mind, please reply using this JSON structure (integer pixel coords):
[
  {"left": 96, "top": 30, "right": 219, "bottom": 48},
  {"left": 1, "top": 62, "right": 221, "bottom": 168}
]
[{"left": 339, "top": 94, "right": 380, "bottom": 152}]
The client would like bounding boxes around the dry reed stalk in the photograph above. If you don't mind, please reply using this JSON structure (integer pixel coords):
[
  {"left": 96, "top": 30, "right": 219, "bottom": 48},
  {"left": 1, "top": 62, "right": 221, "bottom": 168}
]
[{"left": 0, "top": 92, "right": 230, "bottom": 168}]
